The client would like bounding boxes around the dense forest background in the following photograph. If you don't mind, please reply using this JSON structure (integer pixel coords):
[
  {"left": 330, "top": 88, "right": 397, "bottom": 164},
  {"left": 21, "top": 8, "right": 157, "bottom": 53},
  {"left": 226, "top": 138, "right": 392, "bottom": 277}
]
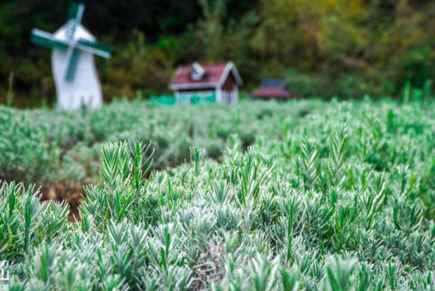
[{"left": 1, "top": 0, "right": 435, "bottom": 106}]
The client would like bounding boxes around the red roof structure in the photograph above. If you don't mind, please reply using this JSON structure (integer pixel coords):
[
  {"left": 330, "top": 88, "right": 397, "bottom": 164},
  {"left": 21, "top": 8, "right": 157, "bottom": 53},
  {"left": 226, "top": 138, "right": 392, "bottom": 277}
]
[
  {"left": 252, "top": 79, "right": 293, "bottom": 100},
  {"left": 169, "top": 61, "right": 243, "bottom": 104},
  {"left": 170, "top": 62, "right": 243, "bottom": 90}
]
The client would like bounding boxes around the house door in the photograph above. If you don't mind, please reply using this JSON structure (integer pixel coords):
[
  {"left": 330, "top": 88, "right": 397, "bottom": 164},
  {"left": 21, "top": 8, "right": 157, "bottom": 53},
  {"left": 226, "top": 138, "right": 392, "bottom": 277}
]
[{"left": 222, "top": 91, "right": 232, "bottom": 103}]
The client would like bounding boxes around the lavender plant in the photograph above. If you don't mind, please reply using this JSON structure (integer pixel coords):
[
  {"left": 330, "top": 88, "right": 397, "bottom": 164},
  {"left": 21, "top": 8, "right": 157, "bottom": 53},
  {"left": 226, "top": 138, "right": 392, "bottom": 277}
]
[{"left": 1, "top": 99, "right": 435, "bottom": 290}]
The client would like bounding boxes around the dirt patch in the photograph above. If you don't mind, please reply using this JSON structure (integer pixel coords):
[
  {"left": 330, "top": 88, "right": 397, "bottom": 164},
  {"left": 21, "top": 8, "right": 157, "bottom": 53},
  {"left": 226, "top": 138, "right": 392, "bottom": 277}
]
[{"left": 40, "top": 181, "right": 84, "bottom": 222}]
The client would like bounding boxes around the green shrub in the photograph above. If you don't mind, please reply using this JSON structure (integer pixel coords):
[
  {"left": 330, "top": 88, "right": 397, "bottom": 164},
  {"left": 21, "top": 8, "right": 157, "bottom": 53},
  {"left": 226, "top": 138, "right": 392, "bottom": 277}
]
[{"left": 1, "top": 99, "right": 435, "bottom": 290}]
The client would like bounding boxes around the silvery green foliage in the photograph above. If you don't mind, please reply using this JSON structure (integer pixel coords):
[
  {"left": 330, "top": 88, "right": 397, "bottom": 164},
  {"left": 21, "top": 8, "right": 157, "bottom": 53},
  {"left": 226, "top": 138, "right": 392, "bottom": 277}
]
[
  {"left": 2, "top": 99, "right": 435, "bottom": 290},
  {"left": 0, "top": 100, "right": 314, "bottom": 186},
  {"left": 0, "top": 108, "right": 59, "bottom": 184},
  {"left": 0, "top": 182, "right": 69, "bottom": 260}
]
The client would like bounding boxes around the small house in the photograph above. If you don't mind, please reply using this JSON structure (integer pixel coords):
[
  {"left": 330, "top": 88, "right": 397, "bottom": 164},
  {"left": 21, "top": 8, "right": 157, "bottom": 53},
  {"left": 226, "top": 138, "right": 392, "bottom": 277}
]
[
  {"left": 170, "top": 62, "right": 243, "bottom": 103},
  {"left": 252, "top": 79, "right": 293, "bottom": 100}
]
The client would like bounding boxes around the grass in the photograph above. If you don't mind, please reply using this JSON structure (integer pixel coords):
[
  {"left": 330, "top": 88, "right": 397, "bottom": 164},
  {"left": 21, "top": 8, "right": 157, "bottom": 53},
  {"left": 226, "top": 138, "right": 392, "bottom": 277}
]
[{"left": 0, "top": 98, "right": 435, "bottom": 290}]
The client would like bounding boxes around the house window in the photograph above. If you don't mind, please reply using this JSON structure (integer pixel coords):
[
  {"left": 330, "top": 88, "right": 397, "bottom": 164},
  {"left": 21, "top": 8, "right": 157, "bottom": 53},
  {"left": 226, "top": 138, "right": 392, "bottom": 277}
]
[{"left": 191, "top": 70, "right": 202, "bottom": 80}]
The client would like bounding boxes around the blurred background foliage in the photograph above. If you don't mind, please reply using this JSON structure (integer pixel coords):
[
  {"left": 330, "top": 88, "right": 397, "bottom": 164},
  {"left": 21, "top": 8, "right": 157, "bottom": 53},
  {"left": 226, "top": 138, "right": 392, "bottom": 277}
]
[{"left": 1, "top": 0, "right": 435, "bottom": 106}]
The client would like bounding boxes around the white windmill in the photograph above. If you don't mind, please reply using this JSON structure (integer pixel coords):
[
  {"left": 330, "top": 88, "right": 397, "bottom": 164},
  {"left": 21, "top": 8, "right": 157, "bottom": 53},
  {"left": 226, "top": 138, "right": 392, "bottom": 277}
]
[{"left": 31, "top": 2, "right": 112, "bottom": 110}]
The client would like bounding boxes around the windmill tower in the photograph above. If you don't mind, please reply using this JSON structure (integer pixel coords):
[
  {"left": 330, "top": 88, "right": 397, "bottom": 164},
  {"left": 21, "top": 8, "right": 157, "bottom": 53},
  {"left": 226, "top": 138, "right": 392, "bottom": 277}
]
[{"left": 31, "top": 2, "right": 111, "bottom": 110}]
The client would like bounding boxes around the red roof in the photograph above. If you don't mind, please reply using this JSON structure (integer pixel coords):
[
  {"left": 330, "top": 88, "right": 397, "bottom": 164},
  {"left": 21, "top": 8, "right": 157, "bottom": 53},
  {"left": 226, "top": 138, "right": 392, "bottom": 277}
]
[
  {"left": 252, "top": 87, "right": 292, "bottom": 99},
  {"left": 171, "top": 63, "right": 227, "bottom": 86},
  {"left": 170, "top": 62, "right": 243, "bottom": 90}
]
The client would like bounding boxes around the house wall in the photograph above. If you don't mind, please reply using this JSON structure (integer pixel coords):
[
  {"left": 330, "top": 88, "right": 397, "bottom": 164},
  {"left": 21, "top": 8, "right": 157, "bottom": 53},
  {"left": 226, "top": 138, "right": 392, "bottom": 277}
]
[
  {"left": 222, "top": 73, "right": 236, "bottom": 91},
  {"left": 221, "top": 73, "right": 238, "bottom": 103},
  {"left": 216, "top": 88, "right": 222, "bottom": 103},
  {"left": 175, "top": 89, "right": 216, "bottom": 103}
]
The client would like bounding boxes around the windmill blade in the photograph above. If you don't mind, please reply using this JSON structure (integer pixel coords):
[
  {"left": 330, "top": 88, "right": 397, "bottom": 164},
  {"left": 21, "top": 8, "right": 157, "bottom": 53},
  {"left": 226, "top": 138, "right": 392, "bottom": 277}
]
[
  {"left": 31, "top": 29, "right": 68, "bottom": 50},
  {"left": 65, "top": 2, "right": 85, "bottom": 40},
  {"left": 63, "top": 47, "right": 81, "bottom": 82},
  {"left": 77, "top": 39, "right": 112, "bottom": 59}
]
